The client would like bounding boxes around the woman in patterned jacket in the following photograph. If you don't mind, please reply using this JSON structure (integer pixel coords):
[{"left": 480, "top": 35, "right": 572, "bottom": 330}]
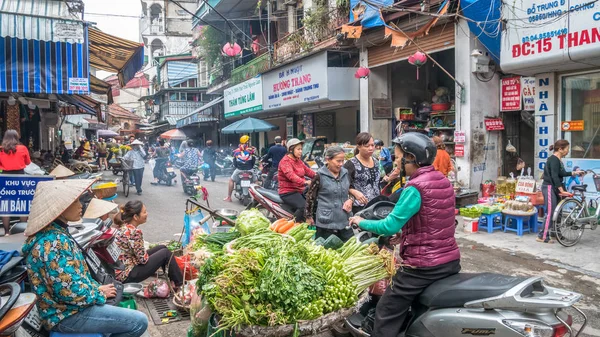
[{"left": 22, "top": 179, "right": 148, "bottom": 336}]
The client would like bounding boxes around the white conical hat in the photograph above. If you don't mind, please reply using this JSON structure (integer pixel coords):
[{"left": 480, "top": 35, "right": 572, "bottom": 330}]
[
  {"left": 83, "top": 198, "right": 118, "bottom": 219},
  {"left": 49, "top": 165, "right": 75, "bottom": 178},
  {"left": 25, "top": 179, "right": 96, "bottom": 236}
]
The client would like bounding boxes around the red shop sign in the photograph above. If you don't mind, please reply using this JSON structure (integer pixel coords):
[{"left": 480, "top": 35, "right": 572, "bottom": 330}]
[
  {"left": 485, "top": 118, "right": 505, "bottom": 131},
  {"left": 501, "top": 76, "right": 522, "bottom": 112},
  {"left": 455, "top": 144, "right": 465, "bottom": 157}
]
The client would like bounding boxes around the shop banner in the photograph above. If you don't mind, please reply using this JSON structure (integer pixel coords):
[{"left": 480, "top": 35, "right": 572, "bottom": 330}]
[
  {"left": 484, "top": 118, "right": 505, "bottom": 131},
  {"left": 455, "top": 144, "right": 465, "bottom": 157},
  {"left": 454, "top": 130, "right": 466, "bottom": 143},
  {"left": 224, "top": 77, "right": 263, "bottom": 118},
  {"left": 516, "top": 178, "right": 536, "bottom": 193},
  {"left": 561, "top": 120, "right": 584, "bottom": 131},
  {"left": 534, "top": 73, "right": 555, "bottom": 179},
  {"left": 262, "top": 53, "right": 328, "bottom": 109},
  {"left": 521, "top": 77, "right": 536, "bottom": 111},
  {"left": 501, "top": 77, "right": 522, "bottom": 111},
  {"left": 0, "top": 175, "right": 54, "bottom": 216}
]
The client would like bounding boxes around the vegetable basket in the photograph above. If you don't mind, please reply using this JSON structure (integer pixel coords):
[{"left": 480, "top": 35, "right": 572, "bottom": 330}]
[{"left": 91, "top": 182, "right": 117, "bottom": 199}]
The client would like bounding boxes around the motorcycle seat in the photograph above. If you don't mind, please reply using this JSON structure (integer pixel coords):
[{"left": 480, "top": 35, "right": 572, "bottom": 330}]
[
  {"left": 418, "top": 273, "right": 527, "bottom": 308},
  {"left": 256, "top": 187, "right": 284, "bottom": 203}
]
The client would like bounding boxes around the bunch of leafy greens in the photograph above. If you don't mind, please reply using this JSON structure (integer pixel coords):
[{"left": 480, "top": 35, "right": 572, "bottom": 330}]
[{"left": 235, "top": 209, "right": 270, "bottom": 236}]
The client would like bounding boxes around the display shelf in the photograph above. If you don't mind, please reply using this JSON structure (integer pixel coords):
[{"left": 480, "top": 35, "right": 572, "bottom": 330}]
[
  {"left": 399, "top": 119, "right": 428, "bottom": 123},
  {"left": 429, "top": 127, "right": 455, "bottom": 130},
  {"left": 430, "top": 111, "right": 455, "bottom": 116}
]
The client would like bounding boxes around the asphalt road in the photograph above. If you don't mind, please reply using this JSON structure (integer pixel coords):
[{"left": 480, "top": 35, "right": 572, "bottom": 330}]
[{"left": 111, "top": 164, "right": 245, "bottom": 243}]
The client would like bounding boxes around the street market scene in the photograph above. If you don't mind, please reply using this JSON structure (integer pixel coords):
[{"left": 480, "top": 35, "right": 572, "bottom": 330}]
[{"left": 2, "top": 0, "right": 600, "bottom": 337}]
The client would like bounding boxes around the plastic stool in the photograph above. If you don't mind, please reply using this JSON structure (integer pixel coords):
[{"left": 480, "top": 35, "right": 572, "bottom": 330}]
[
  {"left": 478, "top": 213, "right": 503, "bottom": 233},
  {"left": 503, "top": 214, "right": 532, "bottom": 236},
  {"left": 50, "top": 333, "right": 103, "bottom": 337}
]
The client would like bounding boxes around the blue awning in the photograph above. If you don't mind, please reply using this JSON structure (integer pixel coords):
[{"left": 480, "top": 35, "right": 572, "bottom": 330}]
[
  {"left": 460, "top": 0, "right": 501, "bottom": 64},
  {"left": 349, "top": 0, "right": 393, "bottom": 28},
  {"left": 167, "top": 61, "right": 197, "bottom": 87}
]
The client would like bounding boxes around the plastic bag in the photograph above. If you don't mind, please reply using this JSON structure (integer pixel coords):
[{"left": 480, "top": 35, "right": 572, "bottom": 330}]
[
  {"left": 189, "top": 289, "right": 211, "bottom": 337},
  {"left": 176, "top": 255, "right": 199, "bottom": 280},
  {"left": 144, "top": 279, "right": 170, "bottom": 298},
  {"left": 183, "top": 210, "right": 210, "bottom": 247},
  {"left": 149, "top": 158, "right": 156, "bottom": 171},
  {"left": 369, "top": 278, "right": 390, "bottom": 296},
  {"left": 24, "top": 163, "right": 45, "bottom": 175},
  {"left": 481, "top": 180, "right": 496, "bottom": 198}
]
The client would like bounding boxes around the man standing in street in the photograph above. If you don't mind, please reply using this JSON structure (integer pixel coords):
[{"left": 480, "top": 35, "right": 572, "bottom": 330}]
[{"left": 263, "top": 136, "right": 286, "bottom": 189}]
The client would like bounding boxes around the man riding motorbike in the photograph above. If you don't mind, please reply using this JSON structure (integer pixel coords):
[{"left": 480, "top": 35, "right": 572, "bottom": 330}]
[
  {"left": 262, "top": 136, "right": 286, "bottom": 189},
  {"left": 224, "top": 135, "right": 257, "bottom": 202},
  {"left": 152, "top": 139, "right": 170, "bottom": 185},
  {"left": 349, "top": 132, "right": 461, "bottom": 337}
]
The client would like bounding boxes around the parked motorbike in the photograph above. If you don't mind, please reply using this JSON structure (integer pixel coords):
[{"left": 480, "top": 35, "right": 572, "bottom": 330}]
[
  {"left": 0, "top": 283, "right": 37, "bottom": 337},
  {"left": 153, "top": 159, "right": 177, "bottom": 186},
  {"left": 247, "top": 185, "right": 294, "bottom": 220},
  {"left": 234, "top": 169, "right": 257, "bottom": 206},
  {"left": 215, "top": 150, "right": 234, "bottom": 176},
  {"left": 181, "top": 168, "right": 202, "bottom": 196},
  {"left": 344, "top": 201, "right": 587, "bottom": 337}
]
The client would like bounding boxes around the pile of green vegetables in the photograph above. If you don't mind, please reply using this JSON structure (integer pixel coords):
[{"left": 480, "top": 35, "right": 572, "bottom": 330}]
[{"left": 195, "top": 210, "right": 392, "bottom": 333}]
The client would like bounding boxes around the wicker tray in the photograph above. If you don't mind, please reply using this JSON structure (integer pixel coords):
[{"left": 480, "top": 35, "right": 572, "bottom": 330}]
[
  {"left": 501, "top": 209, "right": 536, "bottom": 216},
  {"left": 92, "top": 186, "right": 117, "bottom": 199}
]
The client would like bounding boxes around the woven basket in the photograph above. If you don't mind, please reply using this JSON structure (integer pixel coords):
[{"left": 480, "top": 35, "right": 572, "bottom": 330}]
[{"left": 92, "top": 186, "right": 117, "bottom": 199}]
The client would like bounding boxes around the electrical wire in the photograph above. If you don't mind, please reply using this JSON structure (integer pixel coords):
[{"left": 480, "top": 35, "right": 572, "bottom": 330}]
[
  {"left": 84, "top": 12, "right": 141, "bottom": 19},
  {"left": 166, "top": 0, "right": 228, "bottom": 35}
]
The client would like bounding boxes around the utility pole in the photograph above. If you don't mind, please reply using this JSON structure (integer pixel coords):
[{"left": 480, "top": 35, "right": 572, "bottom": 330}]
[{"left": 267, "top": 0, "right": 272, "bottom": 66}]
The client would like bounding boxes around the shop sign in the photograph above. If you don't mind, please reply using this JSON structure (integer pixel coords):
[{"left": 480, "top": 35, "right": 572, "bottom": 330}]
[
  {"left": 522, "top": 77, "right": 536, "bottom": 111},
  {"left": 454, "top": 130, "right": 466, "bottom": 143},
  {"left": 372, "top": 98, "right": 393, "bottom": 119},
  {"left": 516, "top": 178, "right": 536, "bottom": 193},
  {"left": 262, "top": 53, "right": 328, "bottom": 109},
  {"left": 224, "top": 77, "right": 263, "bottom": 118},
  {"left": 68, "top": 77, "right": 89, "bottom": 91},
  {"left": 501, "top": 77, "right": 522, "bottom": 111},
  {"left": 561, "top": 120, "right": 585, "bottom": 131},
  {"left": 0, "top": 175, "right": 54, "bottom": 216},
  {"left": 484, "top": 118, "right": 505, "bottom": 131},
  {"left": 500, "top": 0, "right": 600, "bottom": 73},
  {"left": 455, "top": 144, "right": 465, "bottom": 157},
  {"left": 286, "top": 117, "right": 294, "bottom": 137},
  {"left": 534, "top": 73, "right": 555, "bottom": 179},
  {"left": 55, "top": 22, "right": 84, "bottom": 42}
]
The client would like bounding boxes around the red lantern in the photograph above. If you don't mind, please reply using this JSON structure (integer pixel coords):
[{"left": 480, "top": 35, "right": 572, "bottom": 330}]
[
  {"left": 222, "top": 42, "right": 242, "bottom": 57},
  {"left": 407, "top": 51, "right": 427, "bottom": 80},
  {"left": 354, "top": 67, "right": 370, "bottom": 79}
]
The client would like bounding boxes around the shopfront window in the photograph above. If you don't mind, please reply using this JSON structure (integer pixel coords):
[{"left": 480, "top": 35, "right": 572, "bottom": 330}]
[{"left": 562, "top": 72, "right": 600, "bottom": 159}]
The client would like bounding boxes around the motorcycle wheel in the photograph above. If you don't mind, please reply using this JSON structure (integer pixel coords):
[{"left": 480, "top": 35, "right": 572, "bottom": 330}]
[
  {"left": 242, "top": 195, "right": 251, "bottom": 206},
  {"left": 331, "top": 322, "right": 352, "bottom": 337}
]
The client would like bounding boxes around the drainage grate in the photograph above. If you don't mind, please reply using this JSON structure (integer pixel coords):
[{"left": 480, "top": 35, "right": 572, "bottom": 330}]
[{"left": 140, "top": 296, "right": 190, "bottom": 326}]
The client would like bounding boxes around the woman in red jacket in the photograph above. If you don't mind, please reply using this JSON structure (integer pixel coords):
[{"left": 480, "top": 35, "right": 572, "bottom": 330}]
[
  {"left": 278, "top": 138, "right": 315, "bottom": 221},
  {"left": 0, "top": 129, "right": 31, "bottom": 235}
]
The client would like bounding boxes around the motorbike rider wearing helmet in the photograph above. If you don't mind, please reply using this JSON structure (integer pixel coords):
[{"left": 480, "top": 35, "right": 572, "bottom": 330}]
[
  {"left": 224, "top": 135, "right": 257, "bottom": 202},
  {"left": 349, "top": 132, "right": 461, "bottom": 337}
]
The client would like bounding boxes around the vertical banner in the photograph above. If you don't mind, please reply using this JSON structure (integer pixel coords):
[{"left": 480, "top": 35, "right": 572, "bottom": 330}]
[
  {"left": 534, "top": 73, "right": 555, "bottom": 179},
  {"left": 521, "top": 77, "right": 536, "bottom": 111},
  {"left": 501, "top": 76, "right": 522, "bottom": 111}
]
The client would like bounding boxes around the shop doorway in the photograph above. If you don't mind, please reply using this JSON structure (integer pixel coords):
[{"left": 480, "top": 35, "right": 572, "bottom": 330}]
[{"left": 502, "top": 111, "right": 535, "bottom": 176}]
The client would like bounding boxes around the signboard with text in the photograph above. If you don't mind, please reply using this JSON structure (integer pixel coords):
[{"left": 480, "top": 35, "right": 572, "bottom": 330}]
[
  {"left": 0, "top": 175, "right": 54, "bottom": 216},
  {"left": 455, "top": 144, "right": 465, "bottom": 157},
  {"left": 485, "top": 118, "right": 505, "bottom": 131},
  {"left": 501, "top": 77, "right": 522, "bottom": 111},
  {"left": 516, "top": 178, "right": 536, "bottom": 193},
  {"left": 534, "top": 74, "right": 556, "bottom": 179},
  {"left": 224, "top": 77, "right": 263, "bottom": 118},
  {"left": 454, "top": 130, "right": 466, "bottom": 143},
  {"left": 262, "top": 53, "right": 328, "bottom": 109},
  {"left": 561, "top": 120, "right": 585, "bottom": 131},
  {"left": 522, "top": 77, "right": 536, "bottom": 111},
  {"left": 68, "top": 77, "right": 89, "bottom": 91}
]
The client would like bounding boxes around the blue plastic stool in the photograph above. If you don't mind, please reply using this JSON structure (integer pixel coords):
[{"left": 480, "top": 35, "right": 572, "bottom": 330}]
[
  {"left": 503, "top": 214, "right": 532, "bottom": 236},
  {"left": 478, "top": 213, "right": 503, "bottom": 233},
  {"left": 50, "top": 333, "right": 103, "bottom": 337}
]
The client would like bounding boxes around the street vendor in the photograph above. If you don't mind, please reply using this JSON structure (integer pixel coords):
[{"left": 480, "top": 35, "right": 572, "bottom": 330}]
[
  {"left": 344, "top": 133, "right": 381, "bottom": 214},
  {"left": 83, "top": 198, "right": 119, "bottom": 221},
  {"left": 113, "top": 200, "right": 184, "bottom": 290},
  {"left": 349, "top": 133, "right": 461, "bottom": 337},
  {"left": 305, "top": 146, "right": 354, "bottom": 242},
  {"left": 22, "top": 179, "right": 148, "bottom": 336}
]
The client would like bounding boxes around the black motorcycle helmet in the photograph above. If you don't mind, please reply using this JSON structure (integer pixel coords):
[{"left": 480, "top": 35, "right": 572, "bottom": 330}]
[
  {"left": 374, "top": 139, "right": 384, "bottom": 147},
  {"left": 392, "top": 133, "right": 436, "bottom": 166}
]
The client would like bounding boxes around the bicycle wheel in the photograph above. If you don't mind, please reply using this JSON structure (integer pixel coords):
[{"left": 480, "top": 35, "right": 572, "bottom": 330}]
[
  {"left": 122, "top": 171, "right": 130, "bottom": 198},
  {"left": 554, "top": 198, "right": 585, "bottom": 247}
]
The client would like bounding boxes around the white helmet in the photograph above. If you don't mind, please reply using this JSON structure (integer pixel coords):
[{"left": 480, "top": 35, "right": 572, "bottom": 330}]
[{"left": 286, "top": 138, "right": 304, "bottom": 151}]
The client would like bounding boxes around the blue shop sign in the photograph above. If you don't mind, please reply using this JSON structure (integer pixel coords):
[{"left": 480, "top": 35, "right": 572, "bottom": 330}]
[{"left": 0, "top": 175, "right": 55, "bottom": 216}]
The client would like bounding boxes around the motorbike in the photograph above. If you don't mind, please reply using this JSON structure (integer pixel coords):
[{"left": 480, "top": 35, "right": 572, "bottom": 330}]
[
  {"left": 344, "top": 201, "right": 588, "bottom": 337},
  {"left": 215, "top": 150, "right": 234, "bottom": 176},
  {"left": 247, "top": 185, "right": 294, "bottom": 220},
  {"left": 234, "top": 169, "right": 258, "bottom": 206},
  {"left": 181, "top": 167, "right": 202, "bottom": 196},
  {"left": 0, "top": 283, "right": 37, "bottom": 337},
  {"left": 260, "top": 156, "right": 279, "bottom": 191},
  {"left": 153, "top": 159, "right": 177, "bottom": 186}
]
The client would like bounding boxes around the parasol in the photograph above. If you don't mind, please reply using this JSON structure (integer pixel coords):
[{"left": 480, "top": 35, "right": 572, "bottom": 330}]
[
  {"left": 161, "top": 129, "right": 188, "bottom": 140},
  {"left": 221, "top": 117, "right": 278, "bottom": 134}
]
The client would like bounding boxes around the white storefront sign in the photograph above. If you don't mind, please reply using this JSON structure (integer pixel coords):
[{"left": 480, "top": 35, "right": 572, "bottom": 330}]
[
  {"left": 521, "top": 77, "right": 536, "bottom": 111},
  {"left": 224, "top": 77, "right": 263, "bottom": 118},
  {"left": 534, "top": 73, "right": 555, "bottom": 179},
  {"left": 262, "top": 53, "right": 328, "bottom": 109},
  {"left": 501, "top": 0, "right": 600, "bottom": 73}
]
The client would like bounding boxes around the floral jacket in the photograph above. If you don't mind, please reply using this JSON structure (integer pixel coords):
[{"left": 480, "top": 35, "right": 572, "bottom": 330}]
[
  {"left": 22, "top": 222, "right": 106, "bottom": 330},
  {"left": 114, "top": 224, "right": 148, "bottom": 282}
]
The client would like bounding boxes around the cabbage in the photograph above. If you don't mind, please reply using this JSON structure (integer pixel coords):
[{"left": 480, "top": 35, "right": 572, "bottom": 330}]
[{"left": 235, "top": 209, "right": 270, "bottom": 236}]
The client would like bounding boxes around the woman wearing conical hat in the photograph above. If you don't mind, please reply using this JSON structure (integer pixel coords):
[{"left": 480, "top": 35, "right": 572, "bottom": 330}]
[{"left": 22, "top": 179, "right": 148, "bottom": 336}]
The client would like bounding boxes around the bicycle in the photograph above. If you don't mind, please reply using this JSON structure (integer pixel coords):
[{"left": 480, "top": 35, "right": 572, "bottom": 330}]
[
  {"left": 120, "top": 158, "right": 134, "bottom": 198},
  {"left": 552, "top": 169, "right": 600, "bottom": 247}
]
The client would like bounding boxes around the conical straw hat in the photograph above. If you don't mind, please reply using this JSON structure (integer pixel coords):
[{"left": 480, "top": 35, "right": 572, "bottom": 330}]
[
  {"left": 83, "top": 198, "right": 118, "bottom": 219},
  {"left": 25, "top": 179, "right": 96, "bottom": 236},
  {"left": 49, "top": 165, "right": 75, "bottom": 178}
]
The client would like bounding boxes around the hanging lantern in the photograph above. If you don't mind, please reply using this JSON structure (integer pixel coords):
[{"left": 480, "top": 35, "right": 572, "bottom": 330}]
[
  {"left": 222, "top": 42, "right": 242, "bottom": 57},
  {"left": 407, "top": 51, "right": 427, "bottom": 80},
  {"left": 354, "top": 67, "right": 370, "bottom": 79}
]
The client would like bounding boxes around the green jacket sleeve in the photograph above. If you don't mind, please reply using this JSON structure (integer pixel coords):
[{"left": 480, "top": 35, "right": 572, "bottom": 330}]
[{"left": 358, "top": 186, "right": 421, "bottom": 236}]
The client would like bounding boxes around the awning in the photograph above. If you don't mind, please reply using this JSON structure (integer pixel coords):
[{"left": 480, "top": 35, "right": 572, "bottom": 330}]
[
  {"left": 90, "top": 75, "right": 114, "bottom": 104},
  {"left": 176, "top": 97, "right": 223, "bottom": 128},
  {"left": 167, "top": 61, "right": 197, "bottom": 87},
  {"left": 58, "top": 94, "right": 101, "bottom": 119},
  {"left": 88, "top": 27, "right": 144, "bottom": 87}
]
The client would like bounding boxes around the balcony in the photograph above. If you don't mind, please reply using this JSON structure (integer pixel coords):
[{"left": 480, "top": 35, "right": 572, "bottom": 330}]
[
  {"left": 159, "top": 101, "right": 204, "bottom": 117},
  {"left": 230, "top": 53, "right": 271, "bottom": 86},
  {"left": 206, "top": 61, "right": 233, "bottom": 94},
  {"left": 274, "top": 9, "right": 347, "bottom": 65}
]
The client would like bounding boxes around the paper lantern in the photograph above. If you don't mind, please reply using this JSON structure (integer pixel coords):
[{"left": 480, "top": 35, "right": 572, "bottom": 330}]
[
  {"left": 354, "top": 67, "right": 370, "bottom": 79},
  {"left": 222, "top": 42, "right": 242, "bottom": 57},
  {"left": 408, "top": 51, "right": 427, "bottom": 80}
]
